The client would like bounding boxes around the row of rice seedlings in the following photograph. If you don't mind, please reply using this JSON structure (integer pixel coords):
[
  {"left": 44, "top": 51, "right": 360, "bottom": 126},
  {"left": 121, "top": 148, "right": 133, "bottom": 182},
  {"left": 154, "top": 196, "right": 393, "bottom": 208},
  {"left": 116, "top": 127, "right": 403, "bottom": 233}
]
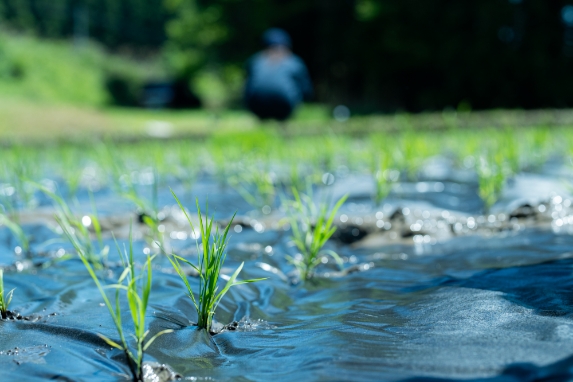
[
  {"left": 2, "top": 125, "right": 568, "bottom": 224},
  {"left": 47, "top": 188, "right": 265, "bottom": 376},
  {"left": 60, "top": 218, "right": 171, "bottom": 381},
  {"left": 0, "top": 269, "right": 15, "bottom": 319},
  {"left": 285, "top": 189, "right": 347, "bottom": 281},
  {"left": 167, "top": 191, "right": 266, "bottom": 332},
  {"left": 105, "top": 130, "right": 522, "bottom": 213}
]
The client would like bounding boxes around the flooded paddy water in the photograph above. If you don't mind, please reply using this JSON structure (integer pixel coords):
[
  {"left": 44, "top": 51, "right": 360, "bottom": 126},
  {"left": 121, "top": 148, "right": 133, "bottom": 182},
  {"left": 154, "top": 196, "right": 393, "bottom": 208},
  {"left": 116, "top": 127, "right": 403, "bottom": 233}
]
[{"left": 2, "top": 129, "right": 573, "bottom": 381}]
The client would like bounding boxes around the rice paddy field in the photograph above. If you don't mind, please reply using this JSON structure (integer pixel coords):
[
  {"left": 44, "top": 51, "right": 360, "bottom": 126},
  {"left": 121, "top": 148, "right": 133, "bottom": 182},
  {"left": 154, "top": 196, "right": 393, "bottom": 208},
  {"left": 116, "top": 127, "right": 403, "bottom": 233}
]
[{"left": 4, "top": 114, "right": 573, "bottom": 381}]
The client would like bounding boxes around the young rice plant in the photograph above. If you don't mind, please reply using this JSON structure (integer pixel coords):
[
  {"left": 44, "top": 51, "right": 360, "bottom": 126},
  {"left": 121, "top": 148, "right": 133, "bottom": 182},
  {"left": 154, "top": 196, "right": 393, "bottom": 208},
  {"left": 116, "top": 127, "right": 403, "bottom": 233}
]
[
  {"left": 477, "top": 154, "right": 505, "bottom": 213},
  {"left": 0, "top": 213, "right": 29, "bottom": 254},
  {"left": 60, "top": 220, "right": 171, "bottom": 381},
  {"left": 35, "top": 182, "right": 108, "bottom": 269},
  {"left": 286, "top": 189, "right": 348, "bottom": 281},
  {"left": 167, "top": 191, "right": 266, "bottom": 333},
  {"left": 0, "top": 269, "right": 14, "bottom": 319}
]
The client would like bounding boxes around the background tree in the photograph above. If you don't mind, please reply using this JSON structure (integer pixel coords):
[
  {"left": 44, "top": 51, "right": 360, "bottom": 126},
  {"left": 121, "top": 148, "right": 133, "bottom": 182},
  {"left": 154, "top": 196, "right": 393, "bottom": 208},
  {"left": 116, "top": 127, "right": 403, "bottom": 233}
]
[{"left": 2, "top": 0, "right": 573, "bottom": 112}]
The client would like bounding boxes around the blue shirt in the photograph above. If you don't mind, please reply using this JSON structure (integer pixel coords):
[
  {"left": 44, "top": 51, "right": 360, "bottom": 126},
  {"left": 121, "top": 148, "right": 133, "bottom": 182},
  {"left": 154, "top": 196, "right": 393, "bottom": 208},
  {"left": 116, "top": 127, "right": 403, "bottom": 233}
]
[{"left": 245, "top": 51, "right": 313, "bottom": 107}]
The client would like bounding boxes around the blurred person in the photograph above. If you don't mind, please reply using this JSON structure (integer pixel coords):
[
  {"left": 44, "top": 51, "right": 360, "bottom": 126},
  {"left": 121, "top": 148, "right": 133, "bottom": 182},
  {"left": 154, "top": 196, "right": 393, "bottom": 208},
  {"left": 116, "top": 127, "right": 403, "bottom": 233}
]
[{"left": 244, "top": 28, "right": 313, "bottom": 121}]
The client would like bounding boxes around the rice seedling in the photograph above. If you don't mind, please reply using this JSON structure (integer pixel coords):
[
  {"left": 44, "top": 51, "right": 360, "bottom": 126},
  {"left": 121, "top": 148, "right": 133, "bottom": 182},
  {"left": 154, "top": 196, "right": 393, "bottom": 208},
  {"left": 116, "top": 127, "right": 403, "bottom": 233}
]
[
  {"left": 57, "top": 144, "right": 86, "bottom": 199},
  {"left": 279, "top": 162, "right": 307, "bottom": 196},
  {"left": 0, "top": 213, "right": 29, "bottom": 254},
  {"left": 98, "top": 148, "right": 164, "bottom": 249},
  {"left": 34, "top": 182, "right": 108, "bottom": 269},
  {"left": 2, "top": 152, "right": 40, "bottom": 209},
  {"left": 60, "top": 220, "right": 172, "bottom": 381},
  {"left": 370, "top": 150, "right": 396, "bottom": 206},
  {"left": 166, "top": 191, "right": 266, "bottom": 332},
  {"left": 230, "top": 163, "right": 276, "bottom": 212},
  {"left": 527, "top": 126, "right": 551, "bottom": 169},
  {"left": 171, "top": 142, "right": 199, "bottom": 196},
  {"left": 285, "top": 189, "right": 348, "bottom": 281},
  {"left": 208, "top": 132, "right": 263, "bottom": 189},
  {"left": 0, "top": 269, "right": 15, "bottom": 319},
  {"left": 448, "top": 129, "right": 481, "bottom": 169},
  {"left": 318, "top": 136, "right": 340, "bottom": 173},
  {"left": 397, "top": 131, "right": 440, "bottom": 180},
  {"left": 500, "top": 129, "right": 520, "bottom": 176},
  {"left": 441, "top": 108, "right": 460, "bottom": 130},
  {"left": 119, "top": 170, "right": 164, "bottom": 249},
  {"left": 476, "top": 154, "right": 505, "bottom": 213}
]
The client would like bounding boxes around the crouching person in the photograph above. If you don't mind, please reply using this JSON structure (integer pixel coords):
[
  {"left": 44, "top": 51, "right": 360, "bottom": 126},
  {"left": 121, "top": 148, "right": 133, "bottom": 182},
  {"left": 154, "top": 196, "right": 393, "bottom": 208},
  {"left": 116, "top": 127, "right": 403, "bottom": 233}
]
[{"left": 244, "top": 28, "right": 313, "bottom": 121}]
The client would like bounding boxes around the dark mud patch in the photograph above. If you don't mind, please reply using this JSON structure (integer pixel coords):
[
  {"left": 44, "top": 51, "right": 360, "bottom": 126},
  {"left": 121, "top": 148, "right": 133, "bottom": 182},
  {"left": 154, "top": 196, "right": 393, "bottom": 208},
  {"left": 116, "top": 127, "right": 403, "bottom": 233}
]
[
  {"left": 142, "top": 362, "right": 181, "bottom": 382},
  {"left": 0, "top": 310, "right": 46, "bottom": 322},
  {"left": 210, "top": 317, "right": 276, "bottom": 335}
]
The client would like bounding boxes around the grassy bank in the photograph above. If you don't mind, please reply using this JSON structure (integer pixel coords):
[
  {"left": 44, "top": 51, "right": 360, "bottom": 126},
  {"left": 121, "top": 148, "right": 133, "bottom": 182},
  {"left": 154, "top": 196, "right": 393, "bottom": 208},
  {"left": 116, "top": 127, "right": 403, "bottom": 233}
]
[{"left": 3, "top": 99, "right": 573, "bottom": 144}]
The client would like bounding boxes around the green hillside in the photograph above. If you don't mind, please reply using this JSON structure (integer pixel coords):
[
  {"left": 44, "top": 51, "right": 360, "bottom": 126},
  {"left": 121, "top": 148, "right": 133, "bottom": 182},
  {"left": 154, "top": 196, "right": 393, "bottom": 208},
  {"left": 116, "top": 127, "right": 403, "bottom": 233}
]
[{"left": 0, "top": 32, "right": 160, "bottom": 106}]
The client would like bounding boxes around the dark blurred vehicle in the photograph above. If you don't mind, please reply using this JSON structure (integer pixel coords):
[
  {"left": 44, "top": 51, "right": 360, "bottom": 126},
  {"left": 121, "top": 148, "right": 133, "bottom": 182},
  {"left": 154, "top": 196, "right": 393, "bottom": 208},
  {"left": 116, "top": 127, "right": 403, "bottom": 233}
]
[{"left": 141, "top": 81, "right": 201, "bottom": 109}]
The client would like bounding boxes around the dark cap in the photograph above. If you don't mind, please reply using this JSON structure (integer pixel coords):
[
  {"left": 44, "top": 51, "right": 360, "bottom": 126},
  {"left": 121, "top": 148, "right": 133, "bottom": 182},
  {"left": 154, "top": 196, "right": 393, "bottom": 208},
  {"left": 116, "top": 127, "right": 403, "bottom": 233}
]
[{"left": 262, "top": 28, "right": 292, "bottom": 48}]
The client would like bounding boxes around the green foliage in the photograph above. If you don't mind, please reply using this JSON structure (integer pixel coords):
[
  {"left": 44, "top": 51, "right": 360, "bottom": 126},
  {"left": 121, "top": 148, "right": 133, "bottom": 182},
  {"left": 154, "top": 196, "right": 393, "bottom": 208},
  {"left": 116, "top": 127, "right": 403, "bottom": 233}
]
[
  {"left": 1, "top": 1, "right": 572, "bottom": 110},
  {"left": 167, "top": 191, "right": 265, "bottom": 332},
  {"left": 60, "top": 222, "right": 171, "bottom": 381},
  {"left": 0, "top": 0, "right": 168, "bottom": 48},
  {"left": 0, "top": 269, "right": 15, "bottom": 319},
  {"left": 191, "top": 66, "right": 244, "bottom": 110},
  {"left": 163, "top": 0, "right": 227, "bottom": 79},
  {"left": 355, "top": 0, "right": 381, "bottom": 22},
  {"left": 285, "top": 189, "right": 347, "bottom": 281},
  {"left": 0, "top": 33, "right": 161, "bottom": 107},
  {"left": 0, "top": 34, "right": 107, "bottom": 105}
]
